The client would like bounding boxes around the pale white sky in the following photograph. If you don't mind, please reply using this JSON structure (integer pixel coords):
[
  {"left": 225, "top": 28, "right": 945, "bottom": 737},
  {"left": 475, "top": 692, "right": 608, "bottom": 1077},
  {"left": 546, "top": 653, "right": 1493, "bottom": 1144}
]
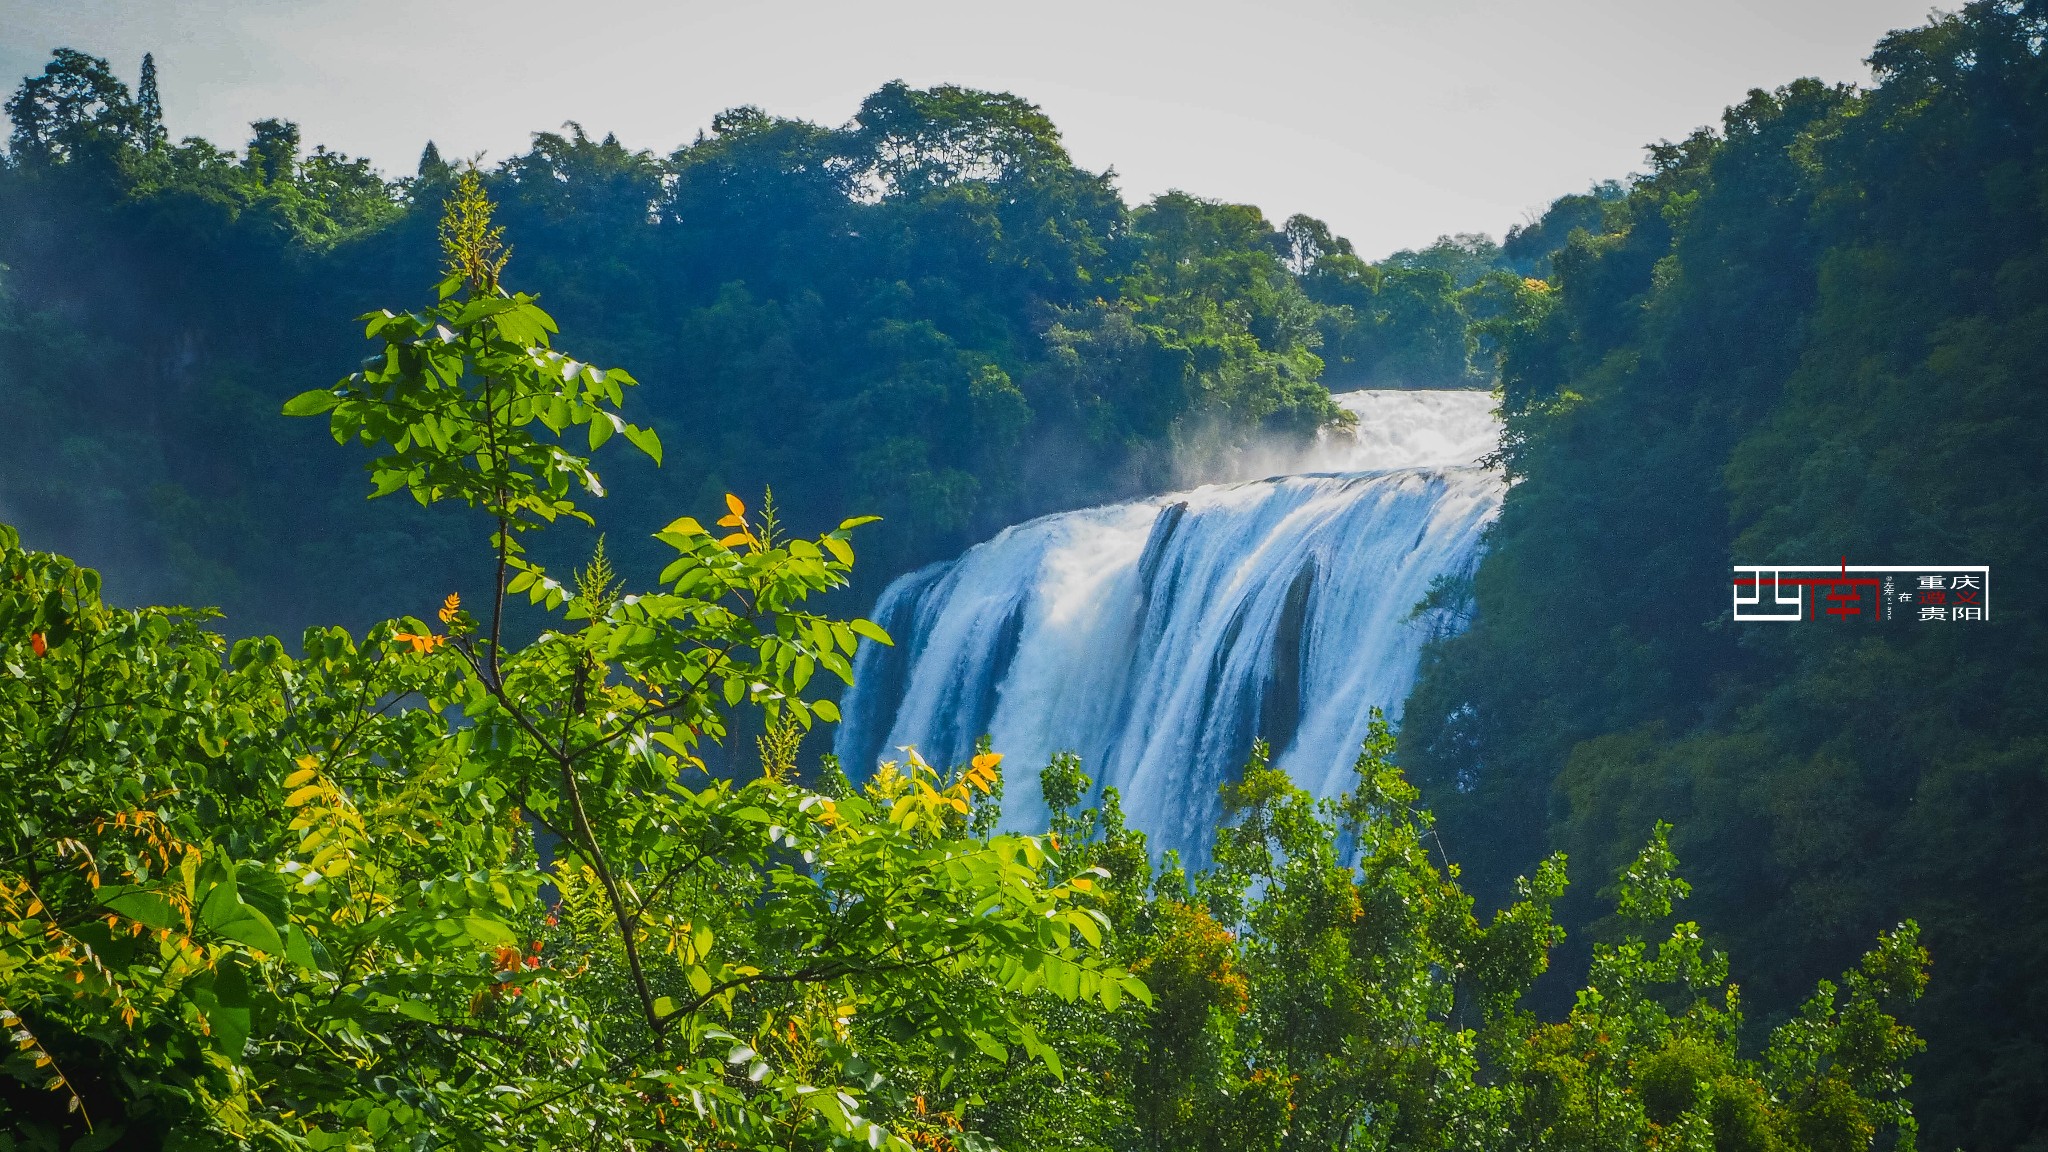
[{"left": 2, "top": 0, "right": 1937, "bottom": 257}]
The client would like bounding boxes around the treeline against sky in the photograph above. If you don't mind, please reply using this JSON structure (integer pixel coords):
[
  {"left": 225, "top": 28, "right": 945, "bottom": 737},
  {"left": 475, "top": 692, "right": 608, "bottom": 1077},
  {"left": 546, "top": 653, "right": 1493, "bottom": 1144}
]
[
  {"left": 0, "top": 53, "right": 1558, "bottom": 638},
  {"left": 1399, "top": 3, "right": 2048, "bottom": 1148}
]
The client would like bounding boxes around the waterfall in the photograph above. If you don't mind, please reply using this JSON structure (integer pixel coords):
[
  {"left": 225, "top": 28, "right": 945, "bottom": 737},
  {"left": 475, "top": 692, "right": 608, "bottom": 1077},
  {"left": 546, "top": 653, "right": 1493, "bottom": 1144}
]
[{"left": 835, "top": 389, "right": 1503, "bottom": 863}]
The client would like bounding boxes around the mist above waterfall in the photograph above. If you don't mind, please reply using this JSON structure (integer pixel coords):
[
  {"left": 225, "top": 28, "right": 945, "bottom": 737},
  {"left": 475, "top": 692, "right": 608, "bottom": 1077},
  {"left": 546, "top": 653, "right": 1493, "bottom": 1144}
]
[
  {"left": 1176, "top": 388, "right": 1500, "bottom": 488},
  {"left": 836, "top": 389, "right": 1502, "bottom": 864}
]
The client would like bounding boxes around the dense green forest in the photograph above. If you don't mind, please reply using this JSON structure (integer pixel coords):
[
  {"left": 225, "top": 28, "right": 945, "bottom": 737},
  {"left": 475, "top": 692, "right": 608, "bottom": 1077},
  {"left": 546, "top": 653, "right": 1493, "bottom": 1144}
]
[
  {"left": 0, "top": 51, "right": 1528, "bottom": 641},
  {"left": 1399, "top": 4, "right": 2048, "bottom": 1150},
  {"left": 6, "top": 0, "right": 2048, "bottom": 1149},
  {"left": 1, "top": 177, "right": 1929, "bottom": 1151}
]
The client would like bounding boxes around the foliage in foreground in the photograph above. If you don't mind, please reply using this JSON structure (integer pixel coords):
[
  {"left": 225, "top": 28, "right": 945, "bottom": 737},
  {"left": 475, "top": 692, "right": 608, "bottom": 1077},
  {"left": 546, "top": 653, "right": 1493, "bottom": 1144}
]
[
  {"left": 0, "top": 174, "right": 1143, "bottom": 1150},
  {"left": 949, "top": 734, "right": 1929, "bottom": 1152}
]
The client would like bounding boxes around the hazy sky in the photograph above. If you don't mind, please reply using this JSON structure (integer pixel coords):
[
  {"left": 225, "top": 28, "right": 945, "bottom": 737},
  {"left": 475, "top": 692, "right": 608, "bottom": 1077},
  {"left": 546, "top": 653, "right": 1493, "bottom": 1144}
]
[{"left": 2, "top": 0, "right": 1937, "bottom": 257}]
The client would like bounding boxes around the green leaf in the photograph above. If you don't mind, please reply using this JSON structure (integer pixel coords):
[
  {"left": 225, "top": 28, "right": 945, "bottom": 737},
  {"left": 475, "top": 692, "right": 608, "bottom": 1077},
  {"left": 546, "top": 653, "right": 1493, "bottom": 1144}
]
[
  {"left": 462, "top": 916, "right": 518, "bottom": 946},
  {"left": 811, "top": 698, "right": 841, "bottom": 723},
  {"left": 492, "top": 301, "right": 558, "bottom": 344},
  {"left": 849, "top": 619, "right": 893, "bottom": 647},
  {"left": 1068, "top": 909, "right": 1103, "bottom": 948},
  {"left": 200, "top": 872, "right": 284, "bottom": 955},
  {"left": 1122, "top": 974, "right": 1153, "bottom": 1007},
  {"left": 211, "top": 907, "right": 283, "bottom": 955},
  {"left": 208, "top": 964, "right": 254, "bottom": 1057},
  {"left": 101, "top": 887, "right": 179, "bottom": 931},
  {"left": 282, "top": 389, "right": 340, "bottom": 416},
  {"left": 622, "top": 421, "right": 664, "bottom": 465},
  {"left": 285, "top": 923, "right": 319, "bottom": 972},
  {"left": 969, "top": 1030, "right": 1009, "bottom": 1061},
  {"left": 1022, "top": 1023, "right": 1064, "bottom": 1079}
]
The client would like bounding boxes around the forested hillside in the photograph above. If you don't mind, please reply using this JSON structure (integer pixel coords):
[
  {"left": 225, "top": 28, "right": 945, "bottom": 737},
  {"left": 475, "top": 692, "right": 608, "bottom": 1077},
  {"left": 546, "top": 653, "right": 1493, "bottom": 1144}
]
[
  {"left": 0, "top": 55, "right": 1522, "bottom": 639},
  {"left": 1400, "top": 4, "right": 2048, "bottom": 1148}
]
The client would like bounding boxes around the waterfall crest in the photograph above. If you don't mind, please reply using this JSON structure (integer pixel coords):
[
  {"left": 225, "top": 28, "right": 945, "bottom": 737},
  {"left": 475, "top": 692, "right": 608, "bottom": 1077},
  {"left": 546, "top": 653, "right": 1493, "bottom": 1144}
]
[{"left": 835, "top": 389, "right": 1502, "bottom": 863}]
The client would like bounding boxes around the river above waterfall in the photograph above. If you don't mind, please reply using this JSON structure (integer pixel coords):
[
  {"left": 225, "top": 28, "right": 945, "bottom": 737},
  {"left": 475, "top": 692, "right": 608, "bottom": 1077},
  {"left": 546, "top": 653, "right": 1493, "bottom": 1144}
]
[{"left": 835, "top": 389, "right": 1503, "bottom": 863}]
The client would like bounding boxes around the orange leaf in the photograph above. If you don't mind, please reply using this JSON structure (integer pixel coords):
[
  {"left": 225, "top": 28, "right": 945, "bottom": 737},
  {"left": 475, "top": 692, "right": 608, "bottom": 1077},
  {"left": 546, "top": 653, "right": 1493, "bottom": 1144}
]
[
  {"left": 439, "top": 592, "right": 461, "bottom": 623},
  {"left": 725, "top": 493, "right": 746, "bottom": 519},
  {"left": 30, "top": 633, "right": 46, "bottom": 657},
  {"left": 717, "top": 533, "right": 752, "bottom": 549}
]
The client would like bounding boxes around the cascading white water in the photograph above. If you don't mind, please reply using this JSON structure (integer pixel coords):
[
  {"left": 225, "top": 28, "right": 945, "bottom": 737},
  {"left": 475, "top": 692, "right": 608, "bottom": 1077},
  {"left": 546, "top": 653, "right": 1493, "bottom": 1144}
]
[{"left": 835, "top": 389, "right": 1503, "bottom": 864}]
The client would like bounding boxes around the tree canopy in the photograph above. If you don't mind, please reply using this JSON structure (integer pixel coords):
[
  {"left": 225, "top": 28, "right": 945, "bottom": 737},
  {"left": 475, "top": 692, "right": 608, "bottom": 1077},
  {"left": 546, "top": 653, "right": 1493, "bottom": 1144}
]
[{"left": 0, "top": 58, "right": 1512, "bottom": 643}]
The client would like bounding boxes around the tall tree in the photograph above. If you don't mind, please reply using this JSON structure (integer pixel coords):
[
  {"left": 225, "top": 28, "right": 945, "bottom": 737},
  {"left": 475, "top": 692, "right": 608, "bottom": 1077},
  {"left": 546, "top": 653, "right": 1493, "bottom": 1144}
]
[{"left": 135, "top": 51, "right": 165, "bottom": 148}]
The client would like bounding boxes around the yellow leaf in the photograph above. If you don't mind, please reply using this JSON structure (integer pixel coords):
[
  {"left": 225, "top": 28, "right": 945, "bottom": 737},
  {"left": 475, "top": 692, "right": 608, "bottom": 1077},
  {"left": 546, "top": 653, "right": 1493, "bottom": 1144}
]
[
  {"left": 963, "top": 752, "right": 1004, "bottom": 795},
  {"left": 725, "top": 493, "right": 746, "bottom": 519},
  {"left": 439, "top": 592, "right": 461, "bottom": 623},
  {"left": 285, "top": 786, "right": 325, "bottom": 808},
  {"left": 717, "top": 533, "right": 752, "bottom": 548},
  {"left": 663, "top": 516, "right": 706, "bottom": 536},
  {"left": 283, "top": 767, "right": 318, "bottom": 790}
]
